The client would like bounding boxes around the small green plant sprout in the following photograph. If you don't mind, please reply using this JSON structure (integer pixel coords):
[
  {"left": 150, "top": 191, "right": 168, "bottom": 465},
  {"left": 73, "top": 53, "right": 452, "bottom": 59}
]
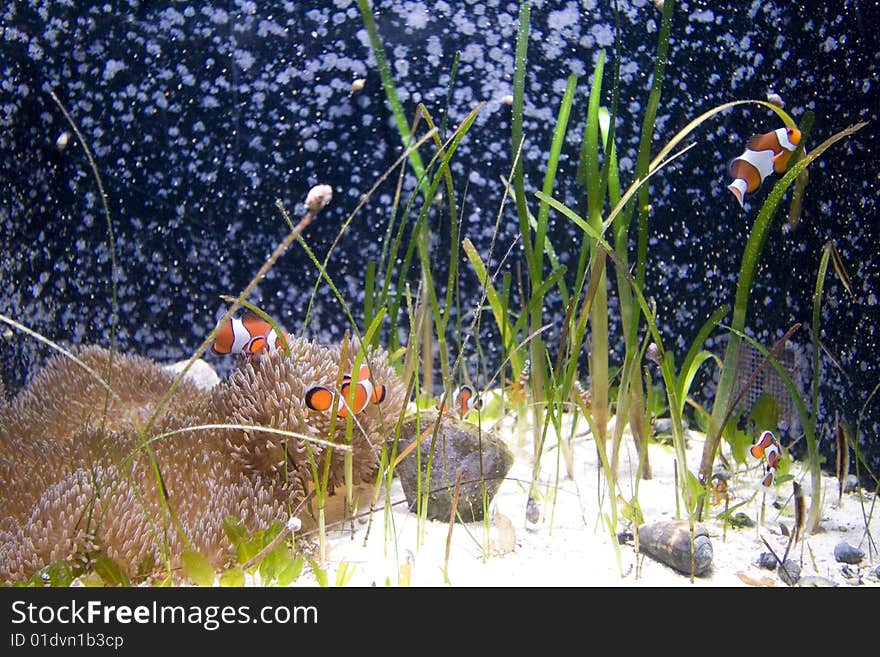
[
  {"left": 747, "top": 393, "right": 781, "bottom": 437},
  {"left": 721, "top": 411, "right": 753, "bottom": 471},
  {"left": 222, "top": 516, "right": 304, "bottom": 587},
  {"left": 181, "top": 550, "right": 215, "bottom": 587}
]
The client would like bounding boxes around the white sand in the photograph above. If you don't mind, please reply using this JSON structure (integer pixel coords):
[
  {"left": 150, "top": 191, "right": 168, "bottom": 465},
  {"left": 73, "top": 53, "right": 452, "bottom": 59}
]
[{"left": 287, "top": 414, "right": 879, "bottom": 587}]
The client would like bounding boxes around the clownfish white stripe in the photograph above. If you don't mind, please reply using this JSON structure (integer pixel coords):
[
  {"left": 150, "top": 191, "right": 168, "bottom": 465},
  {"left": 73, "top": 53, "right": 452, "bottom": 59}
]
[
  {"left": 437, "top": 384, "right": 482, "bottom": 418},
  {"left": 737, "top": 147, "right": 777, "bottom": 181},
  {"left": 775, "top": 126, "right": 798, "bottom": 152},
  {"left": 727, "top": 125, "right": 801, "bottom": 208}
]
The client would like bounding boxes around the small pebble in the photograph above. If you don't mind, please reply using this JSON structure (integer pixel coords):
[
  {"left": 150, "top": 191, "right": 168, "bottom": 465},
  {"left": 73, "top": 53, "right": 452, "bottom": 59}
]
[
  {"left": 617, "top": 529, "right": 634, "bottom": 545},
  {"left": 777, "top": 559, "right": 800, "bottom": 586},
  {"left": 843, "top": 474, "right": 859, "bottom": 493},
  {"left": 711, "top": 468, "right": 732, "bottom": 482},
  {"left": 757, "top": 552, "right": 778, "bottom": 570},
  {"left": 833, "top": 542, "right": 864, "bottom": 564},
  {"left": 56, "top": 130, "right": 71, "bottom": 151},
  {"left": 841, "top": 565, "right": 860, "bottom": 580},
  {"left": 525, "top": 496, "right": 541, "bottom": 525},
  {"left": 728, "top": 512, "right": 754, "bottom": 528}
]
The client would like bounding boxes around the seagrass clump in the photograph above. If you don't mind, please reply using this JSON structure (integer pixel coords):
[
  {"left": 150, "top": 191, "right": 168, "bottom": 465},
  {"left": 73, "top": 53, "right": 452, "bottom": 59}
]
[{"left": 0, "top": 339, "right": 406, "bottom": 585}]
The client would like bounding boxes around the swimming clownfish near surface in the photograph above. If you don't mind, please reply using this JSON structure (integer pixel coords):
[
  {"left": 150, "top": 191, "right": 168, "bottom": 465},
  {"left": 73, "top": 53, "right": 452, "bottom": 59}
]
[
  {"left": 750, "top": 430, "right": 782, "bottom": 487},
  {"left": 211, "top": 312, "right": 287, "bottom": 356},
  {"left": 437, "top": 384, "right": 482, "bottom": 418},
  {"left": 304, "top": 365, "right": 386, "bottom": 418},
  {"left": 727, "top": 125, "right": 802, "bottom": 208}
]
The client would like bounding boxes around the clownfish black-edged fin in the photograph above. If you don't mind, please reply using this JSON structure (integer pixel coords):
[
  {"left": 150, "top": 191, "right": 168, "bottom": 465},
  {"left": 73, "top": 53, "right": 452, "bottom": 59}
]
[
  {"left": 374, "top": 384, "right": 387, "bottom": 404},
  {"left": 305, "top": 386, "right": 334, "bottom": 412}
]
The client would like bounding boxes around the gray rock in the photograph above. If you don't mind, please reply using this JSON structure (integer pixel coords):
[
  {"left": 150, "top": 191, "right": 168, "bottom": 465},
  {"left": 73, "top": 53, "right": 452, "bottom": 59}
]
[
  {"left": 652, "top": 416, "right": 689, "bottom": 436},
  {"left": 392, "top": 409, "right": 513, "bottom": 522},
  {"left": 637, "top": 520, "right": 713, "bottom": 577},
  {"left": 757, "top": 552, "right": 778, "bottom": 570},
  {"left": 777, "top": 559, "right": 801, "bottom": 586},
  {"left": 833, "top": 542, "right": 865, "bottom": 564}
]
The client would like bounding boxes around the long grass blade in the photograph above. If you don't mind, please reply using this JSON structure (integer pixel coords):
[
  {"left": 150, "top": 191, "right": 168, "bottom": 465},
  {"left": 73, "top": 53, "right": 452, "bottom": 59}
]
[{"left": 836, "top": 415, "right": 850, "bottom": 506}]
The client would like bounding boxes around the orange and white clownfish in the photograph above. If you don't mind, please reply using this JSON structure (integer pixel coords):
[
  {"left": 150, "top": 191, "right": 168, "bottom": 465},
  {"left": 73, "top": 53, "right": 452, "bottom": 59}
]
[
  {"left": 211, "top": 312, "right": 286, "bottom": 356},
  {"left": 437, "top": 385, "right": 482, "bottom": 418},
  {"left": 304, "top": 365, "right": 386, "bottom": 418},
  {"left": 750, "top": 430, "right": 782, "bottom": 487},
  {"left": 727, "top": 125, "right": 801, "bottom": 208}
]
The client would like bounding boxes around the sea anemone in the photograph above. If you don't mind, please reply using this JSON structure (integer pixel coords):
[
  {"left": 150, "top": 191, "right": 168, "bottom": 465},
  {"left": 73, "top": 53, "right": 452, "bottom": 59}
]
[
  {"left": 0, "top": 345, "right": 208, "bottom": 442},
  {"left": 0, "top": 419, "right": 294, "bottom": 583},
  {"left": 0, "top": 339, "right": 406, "bottom": 584},
  {"left": 208, "top": 336, "right": 407, "bottom": 494}
]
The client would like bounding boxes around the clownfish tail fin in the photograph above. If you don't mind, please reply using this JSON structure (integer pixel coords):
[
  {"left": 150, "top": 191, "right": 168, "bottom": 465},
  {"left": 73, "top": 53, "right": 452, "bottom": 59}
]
[{"left": 728, "top": 179, "right": 747, "bottom": 207}]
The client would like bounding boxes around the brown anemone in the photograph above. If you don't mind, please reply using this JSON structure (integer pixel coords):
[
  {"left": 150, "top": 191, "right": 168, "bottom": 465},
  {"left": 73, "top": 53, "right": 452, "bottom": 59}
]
[
  {"left": 0, "top": 345, "right": 208, "bottom": 443},
  {"left": 0, "top": 339, "right": 406, "bottom": 584}
]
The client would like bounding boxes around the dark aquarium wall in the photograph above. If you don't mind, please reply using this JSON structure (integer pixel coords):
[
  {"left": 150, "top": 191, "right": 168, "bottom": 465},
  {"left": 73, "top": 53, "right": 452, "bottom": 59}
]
[{"left": 1, "top": 1, "right": 878, "bottom": 474}]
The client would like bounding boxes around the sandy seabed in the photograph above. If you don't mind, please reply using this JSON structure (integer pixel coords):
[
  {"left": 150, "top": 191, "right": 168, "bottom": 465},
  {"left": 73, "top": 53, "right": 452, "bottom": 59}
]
[{"left": 283, "top": 414, "right": 879, "bottom": 588}]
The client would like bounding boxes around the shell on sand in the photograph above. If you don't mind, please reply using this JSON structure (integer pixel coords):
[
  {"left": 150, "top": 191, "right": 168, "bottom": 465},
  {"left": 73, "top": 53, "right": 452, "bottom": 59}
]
[{"left": 637, "top": 520, "right": 713, "bottom": 577}]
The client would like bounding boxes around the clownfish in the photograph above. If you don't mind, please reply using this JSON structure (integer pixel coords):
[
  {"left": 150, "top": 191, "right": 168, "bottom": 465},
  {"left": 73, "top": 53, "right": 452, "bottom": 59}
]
[
  {"left": 437, "top": 385, "right": 482, "bottom": 418},
  {"left": 727, "top": 125, "right": 801, "bottom": 208},
  {"left": 304, "top": 364, "right": 386, "bottom": 418},
  {"left": 212, "top": 312, "right": 286, "bottom": 356},
  {"left": 750, "top": 430, "right": 782, "bottom": 487}
]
